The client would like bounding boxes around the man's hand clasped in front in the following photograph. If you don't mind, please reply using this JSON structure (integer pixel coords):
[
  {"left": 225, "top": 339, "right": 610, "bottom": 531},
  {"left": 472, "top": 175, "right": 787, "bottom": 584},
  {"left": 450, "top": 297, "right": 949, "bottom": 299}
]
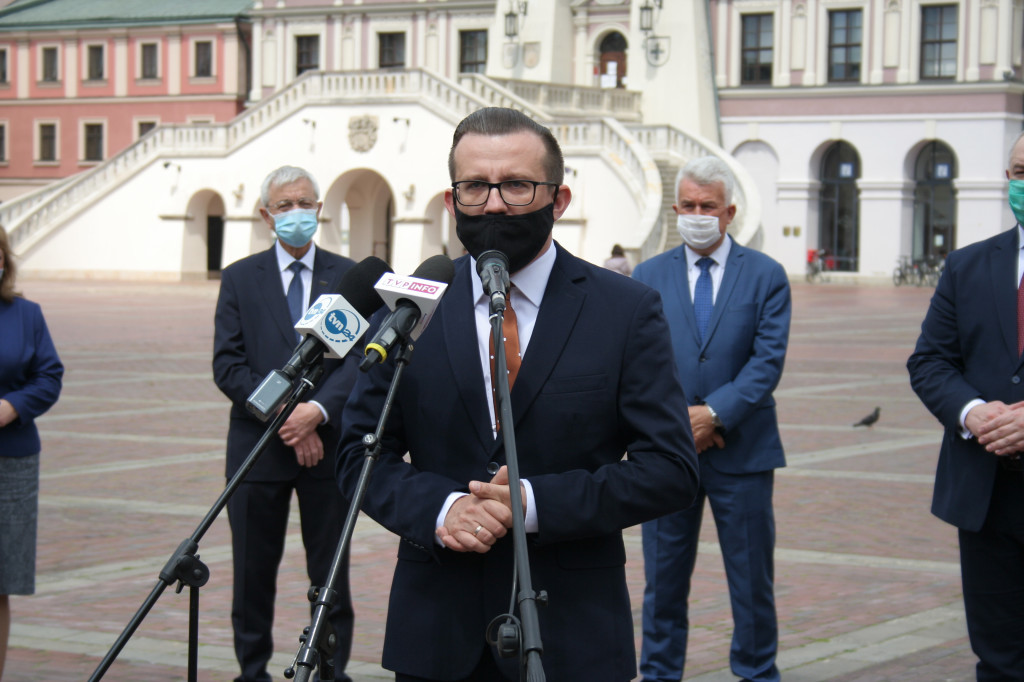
[
  {"left": 278, "top": 401, "right": 326, "bottom": 467},
  {"left": 968, "top": 400, "right": 1024, "bottom": 456},
  {"left": 688, "top": 405, "right": 725, "bottom": 454},
  {"left": 436, "top": 465, "right": 525, "bottom": 553}
]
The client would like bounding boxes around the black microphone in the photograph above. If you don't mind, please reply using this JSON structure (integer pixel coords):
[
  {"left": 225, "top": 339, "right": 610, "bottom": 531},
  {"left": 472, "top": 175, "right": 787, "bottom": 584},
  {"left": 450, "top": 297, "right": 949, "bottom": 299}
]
[
  {"left": 246, "top": 256, "right": 392, "bottom": 420},
  {"left": 360, "top": 254, "right": 455, "bottom": 370},
  {"left": 476, "top": 250, "right": 510, "bottom": 310}
]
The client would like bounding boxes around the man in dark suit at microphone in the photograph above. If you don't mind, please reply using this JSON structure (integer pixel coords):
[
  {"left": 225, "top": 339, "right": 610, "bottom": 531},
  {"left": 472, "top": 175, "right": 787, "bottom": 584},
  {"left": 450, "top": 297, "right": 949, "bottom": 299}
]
[
  {"left": 337, "top": 107, "right": 700, "bottom": 681},
  {"left": 213, "top": 165, "right": 356, "bottom": 682}
]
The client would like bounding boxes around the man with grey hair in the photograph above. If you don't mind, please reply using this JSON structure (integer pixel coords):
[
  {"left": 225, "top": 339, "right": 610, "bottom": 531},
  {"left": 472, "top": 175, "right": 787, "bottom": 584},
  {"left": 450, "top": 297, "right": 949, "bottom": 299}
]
[
  {"left": 634, "top": 156, "right": 791, "bottom": 682},
  {"left": 214, "top": 165, "right": 356, "bottom": 682}
]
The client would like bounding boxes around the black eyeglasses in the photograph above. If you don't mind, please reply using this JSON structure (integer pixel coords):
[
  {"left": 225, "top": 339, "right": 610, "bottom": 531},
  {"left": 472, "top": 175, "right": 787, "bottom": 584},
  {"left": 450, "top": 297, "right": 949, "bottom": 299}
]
[{"left": 451, "top": 180, "right": 559, "bottom": 207}]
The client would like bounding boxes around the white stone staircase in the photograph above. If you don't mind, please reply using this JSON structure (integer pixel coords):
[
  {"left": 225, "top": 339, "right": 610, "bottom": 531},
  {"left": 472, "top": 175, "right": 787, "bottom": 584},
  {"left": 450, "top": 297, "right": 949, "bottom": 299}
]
[{"left": 2, "top": 69, "right": 757, "bottom": 262}]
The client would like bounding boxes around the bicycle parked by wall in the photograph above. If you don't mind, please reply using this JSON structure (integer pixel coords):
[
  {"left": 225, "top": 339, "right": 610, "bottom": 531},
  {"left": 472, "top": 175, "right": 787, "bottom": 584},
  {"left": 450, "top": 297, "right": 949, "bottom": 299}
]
[
  {"left": 893, "top": 255, "right": 944, "bottom": 287},
  {"left": 893, "top": 255, "right": 921, "bottom": 286},
  {"left": 806, "top": 249, "right": 831, "bottom": 283}
]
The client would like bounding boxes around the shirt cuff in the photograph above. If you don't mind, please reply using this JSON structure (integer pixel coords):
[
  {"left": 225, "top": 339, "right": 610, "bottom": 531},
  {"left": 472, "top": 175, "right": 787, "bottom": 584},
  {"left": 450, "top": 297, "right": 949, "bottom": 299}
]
[
  {"left": 308, "top": 400, "right": 329, "bottom": 425},
  {"left": 435, "top": 492, "right": 468, "bottom": 546},
  {"left": 522, "top": 479, "right": 538, "bottom": 533},
  {"left": 959, "top": 398, "right": 986, "bottom": 439}
]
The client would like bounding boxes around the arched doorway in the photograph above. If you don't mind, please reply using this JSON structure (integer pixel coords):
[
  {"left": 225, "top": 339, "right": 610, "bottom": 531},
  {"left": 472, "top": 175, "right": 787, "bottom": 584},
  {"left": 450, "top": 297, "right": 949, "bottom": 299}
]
[
  {"left": 913, "top": 141, "right": 956, "bottom": 263},
  {"left": 182, "top": 190, "right": 226, "bottom": 280},
  {"left": 598, "top": 32, "right": 627, "bottom": 88},
  {"left": 818, "top": 141, "right": 861, "bottom": 272},
  {"left": 321, "top": 169, "right": 393, "bottom": 262}
]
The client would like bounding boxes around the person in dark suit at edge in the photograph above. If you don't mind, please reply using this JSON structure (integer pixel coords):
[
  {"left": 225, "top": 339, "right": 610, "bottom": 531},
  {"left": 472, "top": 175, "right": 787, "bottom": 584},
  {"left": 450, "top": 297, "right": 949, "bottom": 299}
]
[
  {"left": 213, "top": 165, "right": 356, "bottom": 682},
  {"left": 908, "top": 130, "right": 1024, "bottom": 680},
  {"left": 336, "top": 107, "right": 700, "bottom": 681},
  {"left": 633, "top": 157, "right": 791, "bottom": 682}
]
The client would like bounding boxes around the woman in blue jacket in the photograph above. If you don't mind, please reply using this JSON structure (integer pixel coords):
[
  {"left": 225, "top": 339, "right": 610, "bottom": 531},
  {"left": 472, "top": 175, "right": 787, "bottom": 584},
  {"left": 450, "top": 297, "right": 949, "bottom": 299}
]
[{"left": 0, "top": 226, "right": 63, "bottom": 678}]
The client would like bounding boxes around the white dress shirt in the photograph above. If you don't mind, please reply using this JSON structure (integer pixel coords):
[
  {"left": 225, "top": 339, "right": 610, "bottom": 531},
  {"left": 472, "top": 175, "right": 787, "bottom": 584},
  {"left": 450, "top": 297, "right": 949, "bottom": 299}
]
[{"left": 434, "top": 244, "right": 557, "bottom": 541}]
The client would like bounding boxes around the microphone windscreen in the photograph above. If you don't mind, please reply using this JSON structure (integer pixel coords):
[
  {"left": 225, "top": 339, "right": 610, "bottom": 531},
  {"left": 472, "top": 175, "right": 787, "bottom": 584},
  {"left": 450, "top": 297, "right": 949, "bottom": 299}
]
[
  {"left": 475, "top": 250, "right": 509, "bottom": 276},
  {"left": 339, "top": 256, "right": 392, "bottom": 318},
  {"left": 412, "top": 254, "right": 455, "bottom": 286}
]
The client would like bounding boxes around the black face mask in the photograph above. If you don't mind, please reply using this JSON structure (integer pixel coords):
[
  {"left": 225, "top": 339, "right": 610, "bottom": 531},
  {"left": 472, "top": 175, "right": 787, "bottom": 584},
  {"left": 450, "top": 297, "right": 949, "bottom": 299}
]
[{"left": 454, "top": 203, "right": 555, "bottom": 273}]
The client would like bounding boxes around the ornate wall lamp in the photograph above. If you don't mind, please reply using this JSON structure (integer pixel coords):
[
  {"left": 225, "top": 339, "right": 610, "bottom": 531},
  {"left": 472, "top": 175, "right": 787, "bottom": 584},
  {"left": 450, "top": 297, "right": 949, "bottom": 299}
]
[
  {"left": 639, "top": 0, "right": 662, "bottom": 35},
  {"left": 505, "top": 1, "right": 528, "bottom": 39},
  {"left": 639, "top": 0, "right": 669, "bottom": 67}
]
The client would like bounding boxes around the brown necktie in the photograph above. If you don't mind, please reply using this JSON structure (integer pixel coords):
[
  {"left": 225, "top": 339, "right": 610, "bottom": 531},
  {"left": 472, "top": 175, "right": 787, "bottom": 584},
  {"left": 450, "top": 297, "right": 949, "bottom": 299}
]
[
  {"left": 1017, "top": 271, "right": 1024, "bottom": 356},
  {"left": 490, "top": 289, "right": 521, "bottom": 430}
]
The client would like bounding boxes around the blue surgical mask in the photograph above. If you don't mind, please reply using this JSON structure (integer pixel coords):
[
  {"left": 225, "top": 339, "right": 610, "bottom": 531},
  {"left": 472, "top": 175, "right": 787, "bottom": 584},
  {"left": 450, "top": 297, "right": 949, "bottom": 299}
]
[
  {"left": 1009, "top": 179, "right": 1024, "bottom": 226},
  {"left": 273, "top": 208, "right": 318, "bottom": 247}
]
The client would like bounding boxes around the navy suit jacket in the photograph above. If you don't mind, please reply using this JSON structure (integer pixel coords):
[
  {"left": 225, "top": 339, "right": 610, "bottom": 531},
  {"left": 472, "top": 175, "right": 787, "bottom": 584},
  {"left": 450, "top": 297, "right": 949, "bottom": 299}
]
[
  {"left": 0, "top": 297, "right": 63, "bottom": 457},
  {"left": 337, "top": 244, "right": 699, "bottom": 680},
  {"left": 908, "top": 226, "right": 1023, "bottom": 532},
  {"left": 213, "top": 245, "right": 357, "bottom": 481},
  {"left": 632, "top": 239, "right": 791, "bottom": 474}
]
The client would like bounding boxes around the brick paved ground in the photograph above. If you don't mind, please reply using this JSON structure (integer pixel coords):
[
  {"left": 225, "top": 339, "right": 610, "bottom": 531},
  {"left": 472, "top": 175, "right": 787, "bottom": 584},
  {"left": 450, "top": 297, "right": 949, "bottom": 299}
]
[{"left": 2, "top": 277, "right": 978, "bottom": 681}]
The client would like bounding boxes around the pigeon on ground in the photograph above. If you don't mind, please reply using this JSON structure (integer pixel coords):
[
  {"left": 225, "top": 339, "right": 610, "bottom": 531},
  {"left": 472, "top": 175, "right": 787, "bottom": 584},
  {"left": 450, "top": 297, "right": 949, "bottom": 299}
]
[{"left": 853, "top": 406, "right": 881, "bottom": 427}]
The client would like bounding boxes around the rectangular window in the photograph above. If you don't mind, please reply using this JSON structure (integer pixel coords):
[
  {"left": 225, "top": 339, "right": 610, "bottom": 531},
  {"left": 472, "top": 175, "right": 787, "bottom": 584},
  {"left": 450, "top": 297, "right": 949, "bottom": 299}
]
[
  {"left": 84, "top": 123, "right": 103, "bottom": 161},
  {"left": 0, "top": 124, "right": 6, "bottom": 162},
  {"left": 137, "top": 121, "right": 156, "bottom": 138},
  {"left": 141, "top": 43, "right": 158, "bottom": 79},
  {"left": 296, "top": 35, "right": 319, "bottom": 76},
  {"left": 741, "top": 14, "right": 773, "bottom": 85},
  {"left": 39, "top": 123, "right": 56, "bottom": 161},
  {"left": 828, "top": 10, "right": 862, "bottom": 82},
  {"left": 459, "top": 30, "right": 487, "bottom": 73},
  {"left": 87, "top": 44, "right": 104, "bottom": 80},
  {"left": 379, "top": 33, "right": 406, "bottom": 69},
  {"left": 0, "top": 49, "right": 7, "bottom": 83},
  {"left": 921, "top": 5, "right": 957, "bottom": 79},
  {"left": 41, "top": 46, "right": 58, "bottom": 82},
  {"left": 194, "top": 40, "right": 212, "bottom": 77}
]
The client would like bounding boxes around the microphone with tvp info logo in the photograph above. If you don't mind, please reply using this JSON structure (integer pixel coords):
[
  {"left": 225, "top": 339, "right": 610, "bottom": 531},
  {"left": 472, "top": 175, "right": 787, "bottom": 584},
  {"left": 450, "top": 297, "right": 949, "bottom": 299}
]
[
  {"left": 246, "top": 256, "right": 392, "bottom": 420},
  {"left": 360, "top": 254, "right": 455, "bottom": 370}
]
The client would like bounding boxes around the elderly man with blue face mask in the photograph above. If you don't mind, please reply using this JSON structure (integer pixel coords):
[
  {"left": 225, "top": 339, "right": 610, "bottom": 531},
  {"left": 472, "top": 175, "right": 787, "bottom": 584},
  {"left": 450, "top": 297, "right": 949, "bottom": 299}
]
[
  {"left": 909, "top": 130, "right": 1024, "bottom": 680},
  {"left": 213, "top": 165, "right": 358, "bottom": 682}
]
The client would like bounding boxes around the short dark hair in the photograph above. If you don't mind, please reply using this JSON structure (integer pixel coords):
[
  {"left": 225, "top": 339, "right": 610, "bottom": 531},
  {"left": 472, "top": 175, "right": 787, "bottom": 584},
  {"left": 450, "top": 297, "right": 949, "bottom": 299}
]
[{"left": 448, "top": 107, "right": 564, "bottom": 185}]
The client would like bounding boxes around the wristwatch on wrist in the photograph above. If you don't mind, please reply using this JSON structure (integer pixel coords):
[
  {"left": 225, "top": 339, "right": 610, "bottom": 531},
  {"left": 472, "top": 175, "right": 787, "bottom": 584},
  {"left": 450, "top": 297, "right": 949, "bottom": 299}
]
[{"left": 706, "top": 404, "right": 724, "bottom": 430}]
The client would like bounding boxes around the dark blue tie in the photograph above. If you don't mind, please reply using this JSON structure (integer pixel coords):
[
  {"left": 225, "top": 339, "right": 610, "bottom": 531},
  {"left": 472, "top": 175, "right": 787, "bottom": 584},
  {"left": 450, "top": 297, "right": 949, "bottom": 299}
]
[
  {"left": 286, "top": 261, "right": 305, "bottom": 341},
  {"left": 694, "top": 257, "right": 714, "bottom": 342}
]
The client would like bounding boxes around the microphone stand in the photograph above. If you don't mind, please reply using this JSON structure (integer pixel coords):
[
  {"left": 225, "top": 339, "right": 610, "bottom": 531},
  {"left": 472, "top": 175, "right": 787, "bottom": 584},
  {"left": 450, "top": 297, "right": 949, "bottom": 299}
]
[
  {"left": 488, "top": 293, "right": 546, "bottom": 682},
  {"left": 285, "top": 341, "right": 415, "bottom": 682},
  {"left": 88, "top": 362, "right": 326, "bottom": 682}
]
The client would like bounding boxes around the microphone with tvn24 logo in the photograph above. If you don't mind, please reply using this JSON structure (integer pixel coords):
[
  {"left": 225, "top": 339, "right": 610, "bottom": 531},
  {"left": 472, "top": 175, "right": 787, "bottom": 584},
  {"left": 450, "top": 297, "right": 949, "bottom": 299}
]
[
  {"left": 246, "top": 256, "right": 392, "bottom": 421},
  {"left": 359, "top": 254, "right": 455, "bottom": 371}
]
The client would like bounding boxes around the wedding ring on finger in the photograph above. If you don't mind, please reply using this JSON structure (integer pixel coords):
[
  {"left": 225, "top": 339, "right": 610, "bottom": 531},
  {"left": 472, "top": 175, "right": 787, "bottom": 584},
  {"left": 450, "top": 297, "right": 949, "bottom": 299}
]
[{"left": 473, "top": 524, "right": 483, "bottom": 536}]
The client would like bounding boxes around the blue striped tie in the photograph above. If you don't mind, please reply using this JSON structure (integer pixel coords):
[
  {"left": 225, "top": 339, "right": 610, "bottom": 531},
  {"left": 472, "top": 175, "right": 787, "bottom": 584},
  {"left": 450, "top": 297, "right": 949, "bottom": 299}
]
[
  {"left": 286, "top": 261, "right": 305, "bottom": 341},
  {"left": 694, "top": 257, "right": 714, "bottom": 342}
]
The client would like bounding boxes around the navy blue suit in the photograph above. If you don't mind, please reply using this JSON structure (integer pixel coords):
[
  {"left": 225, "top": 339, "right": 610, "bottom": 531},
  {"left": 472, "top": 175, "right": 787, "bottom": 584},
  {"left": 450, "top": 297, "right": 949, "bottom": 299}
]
[
  {"left": 337, "top": 244, "right": 699, "bottom": 681},
  {"left": 0, "top": 297, "right": 63, "bottom": 458},
  {"left": 908, "top": 226, "right": 1024, "bottom": 679},
  {"left": 213, "top": 245, "right": 357, "bottom": 682},
  {"left": 633, "top": 238, "right": 790, "bottom": 682}
]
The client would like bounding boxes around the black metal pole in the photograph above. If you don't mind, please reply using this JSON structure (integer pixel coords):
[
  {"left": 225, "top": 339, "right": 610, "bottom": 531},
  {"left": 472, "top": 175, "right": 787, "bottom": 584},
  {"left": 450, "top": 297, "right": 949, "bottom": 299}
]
[
  {"left": 286, "top": 343, "right": 414, "bottom": 682},
  {"left": 88, "top": 363, "right": 325, "bottom": 681},
  {"left": 488, "top": 300, "right": 546, "bottom": 682}
]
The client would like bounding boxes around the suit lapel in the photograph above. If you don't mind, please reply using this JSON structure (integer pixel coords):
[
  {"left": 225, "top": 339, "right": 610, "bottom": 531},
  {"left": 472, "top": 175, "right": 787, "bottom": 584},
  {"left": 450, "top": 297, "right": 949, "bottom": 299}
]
[
  {"left": 991, "top": 228, "right": 1021, "bottom": 364},
  {"left": 442, "top": 259, "right": 494, "bottom": 452},
  {"left": 510, "top": 245, "right": 586, "bottom": 427},
  {"left": 670, "top": 247, "right": 702, "bottom": 348},
  {"left": 703, "top": 242, "right": 745, "bottom": 348},
  {"left": 256, "top": 248, "right": 298, "bottom": 345},
  {"left": 310, "top": 249, "right": 336, "bottom": 300}
]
